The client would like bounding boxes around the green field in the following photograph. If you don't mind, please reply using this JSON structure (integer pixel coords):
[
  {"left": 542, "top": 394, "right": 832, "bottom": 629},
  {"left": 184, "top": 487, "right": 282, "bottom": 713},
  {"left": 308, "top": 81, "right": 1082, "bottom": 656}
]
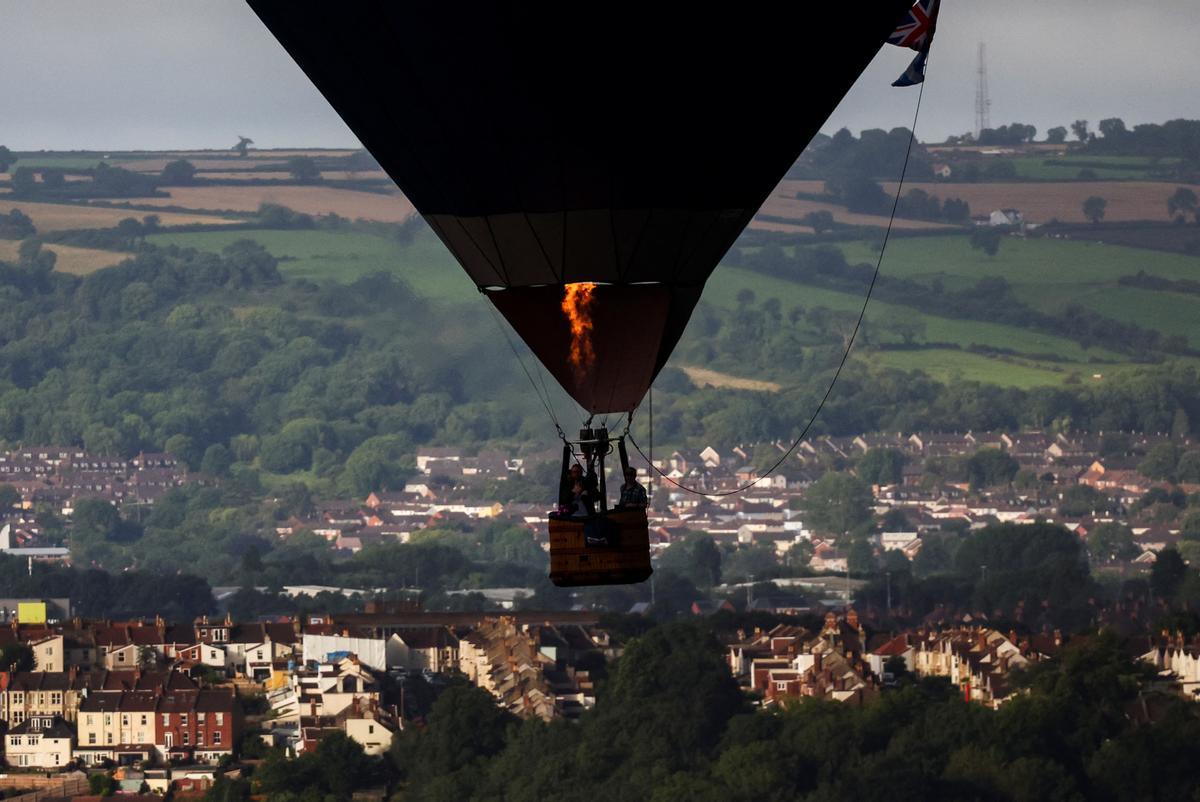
[
  {"left": 145, "top": 226, "right": 1197, "bottom": 390},
  {"left": 1007, "top": 155, "right": 1179, "bottom": 181},
  {"left": 839, "top": 235, "right": 1200, "bottom": 288},
  {"left": 146, "top": 228, "right": 474, "bottom": 297},
  {"left": 1050, "top": 285, "right": 1200, "bottom": 348},
  {"left": 703, "top": 265, "right": 1124, "bottom": 363}
]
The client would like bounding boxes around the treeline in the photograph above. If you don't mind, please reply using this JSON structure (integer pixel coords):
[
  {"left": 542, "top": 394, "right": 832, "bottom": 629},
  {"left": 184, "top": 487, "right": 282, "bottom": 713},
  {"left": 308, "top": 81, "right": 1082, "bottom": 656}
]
[
  {"left": 10, "top": 163, "right": 162, "bottom": 199},
  {"left": 1119, "top": 269, "right": 1200, "bottom": 296},
  {"left": 0, "top": 553, "right": 213, "bottom": 620},
  {"left": 790, "top": 127, "right": 934, "bottom": 182}
]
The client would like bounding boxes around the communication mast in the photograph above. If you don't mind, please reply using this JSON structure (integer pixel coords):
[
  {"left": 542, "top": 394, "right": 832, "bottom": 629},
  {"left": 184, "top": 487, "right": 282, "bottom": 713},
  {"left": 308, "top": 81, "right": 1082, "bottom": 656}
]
[{"left": 974, "top": 42, "right": 991, "bottom": 139}]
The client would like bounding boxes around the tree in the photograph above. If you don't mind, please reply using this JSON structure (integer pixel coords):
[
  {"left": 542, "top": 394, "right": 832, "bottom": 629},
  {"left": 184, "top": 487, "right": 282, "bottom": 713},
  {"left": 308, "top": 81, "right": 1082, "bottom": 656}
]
[
  {"left": 161, "top": 159, "right": 197, "bottom": 185},
  {"left": 688, "top": 536, "right": 723, "bottom": 587},
  {"left": 965, "top": 448, "right": 1019, "bottom": 489},
  {"left": 802, "top": 209, "right": 836, "bottom": 233},
  {"left": 233, "top": 136, "right": 253, "bottom": 157},
  {"left": 1177, "top": 451, "right": 1200, "bottom": 483},
  {"left": 0, "top": 145, "right": 13, "bottom": 172},
  {"left": 0, "top": 484, "right": 20, "bottom": 510},
  {"left": 1098, "top": 117, "right": 1127, "bottom": 140},
  {"left": 1167, "top": 187, "right": 1198, "bottom": 222},
  {"left": 1058, "top": 484, "right": 1113, "bottom": 517},
  {"left": 801, "top": 472, "right": 873, "bottom": 535},
  {"left": 1139, "top": 443, "right": 1181, "bottom": 481},
  {"left": 1082, "top": 196, "right": 1107, "bottom": 223},
  {"left": 200, "top": 443, "right": 234, "bottom": 477},
  {"left": 0, "top": 208, "right": 36, "bottom": 239},
  {"left": 10, "top": 167, "right": 37, "bottom": 196},
  {"left": 287, "top": 156, "right": 321, "bottom": 183},
  {"left": 1071, "top": 119, "right": 1089, "bottom": 142},
  {"left": 1088, "top": 522, "right": 1138, "bottom": 563},
  {"left": 1046, "top": 126, "right": 1068, "bottom": 144},
  {"left": 0, "top": 643, "right": 33, "bottom": 672},
  {"left": 942, "top": 197, "right": 971, "bottom": 223},
  {"left": 1150, "top": 548, "right": 1187, "bottom": 599},
  {"left": 1181, "top": 511, "right": 1200, "bottom": 542},
  {"left": 857, "top": 448, "right": 906, "bottom": 486},
  {"left": 969, "top": 226, "right": 1003, "bottom": 256}
]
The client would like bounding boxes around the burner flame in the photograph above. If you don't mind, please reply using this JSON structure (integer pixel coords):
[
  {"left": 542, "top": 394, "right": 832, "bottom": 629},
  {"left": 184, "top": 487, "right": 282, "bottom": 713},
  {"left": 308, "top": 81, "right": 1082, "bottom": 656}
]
[{"left": 561, "top": 282, "right": 597, "bottom": 384}]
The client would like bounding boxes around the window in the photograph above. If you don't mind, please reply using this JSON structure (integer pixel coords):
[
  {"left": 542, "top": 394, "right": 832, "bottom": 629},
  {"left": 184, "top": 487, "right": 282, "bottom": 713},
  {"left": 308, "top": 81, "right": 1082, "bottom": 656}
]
[
  {"left": 197, "top": 732, "right": 204, "bottom": 745},
  {"left": 50, "top": 692, "right": 61, "bottom": 705},
  {"left": 104, "top": 714, "right": 111, "bottom": 726},
  {"left": 12, "top": 692, "right": 22, "bottom": 703},
  {"left": 181, "top": 713, "right": 189, "bottom": 726},
  {"left": 106, "top": 733, "right": 113, "bottom": 745},
  {"left": 141, "top": 715, "right": 147, "bottom": 726},
  {"left": 182, "top": 732, "right": 189, "bottom": 745},
  {"left": 11, "top": 736, "right": 21, "bottom": 746},
  {"left": 122, "top": 715, "right": 129, "bottom": 726},
  {"left": 46, "top": 646, "right": 52, "bottom": 655},
  {"left": 117, "top": 651, "right": 126, "bottom": 662},
  {"left": 215, "top": 713, "right": 224, "bottom": 726},
  {"left": 162, "top": 714, "right": 169, "bottom": 727},
  {"left": 88, "top": 733, "right": 96, "bottom": 745},
  {"left": 28, "top": 736, "right": 38, "bottom": 746},
  {"left": 213, "top": 731, "right": 221, "bottom": 745},
  {"left": 368, "top": 725, "right": 374, "bottom": 734},
  {"left": 197, "top": 712, "right": 206, "bottom": 723}
]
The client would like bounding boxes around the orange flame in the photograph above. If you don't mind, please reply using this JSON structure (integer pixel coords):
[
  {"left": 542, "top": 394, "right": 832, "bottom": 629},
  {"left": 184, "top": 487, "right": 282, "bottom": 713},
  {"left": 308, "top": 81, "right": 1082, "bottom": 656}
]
[{"left": 561, "top": 282, "right": 597, "bottom": 383}]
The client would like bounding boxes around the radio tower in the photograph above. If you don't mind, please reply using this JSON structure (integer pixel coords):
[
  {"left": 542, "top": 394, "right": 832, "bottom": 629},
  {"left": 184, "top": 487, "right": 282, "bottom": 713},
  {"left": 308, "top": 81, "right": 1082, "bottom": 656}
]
[{"left": 974, "top": 42, "right": 991, "bottom": 140}]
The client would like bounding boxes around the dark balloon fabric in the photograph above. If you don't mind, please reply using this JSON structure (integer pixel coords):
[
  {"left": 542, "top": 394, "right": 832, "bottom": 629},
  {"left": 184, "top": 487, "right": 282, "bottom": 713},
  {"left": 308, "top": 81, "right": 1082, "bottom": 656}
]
[{"left": 248, "top": 1, "right": 913, "bottom": 413}]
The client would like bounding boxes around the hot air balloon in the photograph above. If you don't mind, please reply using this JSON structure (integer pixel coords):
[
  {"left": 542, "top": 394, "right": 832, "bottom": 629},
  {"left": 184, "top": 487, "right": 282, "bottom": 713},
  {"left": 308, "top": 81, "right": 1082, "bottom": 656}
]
[{"left": 249, "top": 1, "right": 917, "bottom": 586}]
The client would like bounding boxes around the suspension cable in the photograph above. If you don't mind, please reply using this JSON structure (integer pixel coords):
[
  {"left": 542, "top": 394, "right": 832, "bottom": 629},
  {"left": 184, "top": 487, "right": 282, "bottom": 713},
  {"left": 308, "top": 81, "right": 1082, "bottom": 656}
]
[
  {"left": 483, "top": 298, "right": 567, "bottom": 442},
  {"left": 629, "top": 74, "right": 930, "bottom": 497}
]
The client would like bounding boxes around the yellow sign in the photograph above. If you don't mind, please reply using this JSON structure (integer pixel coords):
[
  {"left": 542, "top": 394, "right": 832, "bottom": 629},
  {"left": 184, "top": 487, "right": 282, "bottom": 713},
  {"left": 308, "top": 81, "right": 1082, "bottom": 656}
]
[{"left": 17, "top": 602, "right": 46, "bottom": 625}]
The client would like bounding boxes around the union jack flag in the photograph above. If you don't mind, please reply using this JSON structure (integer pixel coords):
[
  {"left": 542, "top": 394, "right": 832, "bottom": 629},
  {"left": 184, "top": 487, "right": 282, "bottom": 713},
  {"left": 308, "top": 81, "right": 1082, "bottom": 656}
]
[
  {"left": 888, "top": 0, "right": 938, "bottom": 50},
  {"left": 889, "top": 0, "right": 940, "bottom": 86}
]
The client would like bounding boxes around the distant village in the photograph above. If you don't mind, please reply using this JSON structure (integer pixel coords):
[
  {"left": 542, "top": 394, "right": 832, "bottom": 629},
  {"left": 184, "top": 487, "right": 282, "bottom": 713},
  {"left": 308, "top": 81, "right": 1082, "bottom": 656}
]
[
  {"left": 2, "top": 429, "right": 1195, "bottom": 582},
  {"left": 290, "top": 428, "right": 1196, "bottom": 580}
]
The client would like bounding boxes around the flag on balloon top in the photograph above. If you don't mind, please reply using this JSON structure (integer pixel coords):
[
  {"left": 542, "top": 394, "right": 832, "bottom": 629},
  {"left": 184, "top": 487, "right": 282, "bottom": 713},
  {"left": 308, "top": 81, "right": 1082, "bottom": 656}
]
[{"left": 889, "top": 0, "right": 940, "bottom": 86}]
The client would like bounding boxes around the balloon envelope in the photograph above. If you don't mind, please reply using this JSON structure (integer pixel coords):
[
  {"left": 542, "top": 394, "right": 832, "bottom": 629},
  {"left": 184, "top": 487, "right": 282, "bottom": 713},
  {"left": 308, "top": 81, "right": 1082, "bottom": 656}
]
[{"left": 249, "top": 1, "right": 914, "bottom": 412}]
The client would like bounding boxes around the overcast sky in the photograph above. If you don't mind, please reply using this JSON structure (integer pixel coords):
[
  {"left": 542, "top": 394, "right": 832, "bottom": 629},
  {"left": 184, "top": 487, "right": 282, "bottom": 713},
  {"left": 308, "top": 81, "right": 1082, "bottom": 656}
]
[{"left": 2, "top": 1, "right": 1198, "bottom": 151}]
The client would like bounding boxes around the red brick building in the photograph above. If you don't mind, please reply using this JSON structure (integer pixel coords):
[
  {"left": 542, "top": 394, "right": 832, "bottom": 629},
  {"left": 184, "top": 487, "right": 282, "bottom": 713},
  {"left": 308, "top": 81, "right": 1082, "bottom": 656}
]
[{"left": 155, "top": 688, "right": 241, "bottom": 763}]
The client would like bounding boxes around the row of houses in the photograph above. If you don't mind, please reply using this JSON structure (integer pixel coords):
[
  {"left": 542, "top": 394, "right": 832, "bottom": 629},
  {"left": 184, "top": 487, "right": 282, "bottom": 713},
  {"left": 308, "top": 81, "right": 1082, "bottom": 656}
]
[
  {"left": 727, "top": 615, "right": 1062, "bottom": 709},
  {"left": 0, "top": 668, "right": 240, "bottom": 768}
]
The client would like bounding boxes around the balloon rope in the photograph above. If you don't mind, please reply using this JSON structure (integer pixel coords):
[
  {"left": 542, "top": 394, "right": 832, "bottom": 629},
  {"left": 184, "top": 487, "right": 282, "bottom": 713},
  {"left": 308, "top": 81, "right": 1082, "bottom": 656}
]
[
  {"left": 629, "top": 75, "right": 929, "bottom": 498},
  {"left": 483, "top": 298, "right": 567, "bottom": 442}
]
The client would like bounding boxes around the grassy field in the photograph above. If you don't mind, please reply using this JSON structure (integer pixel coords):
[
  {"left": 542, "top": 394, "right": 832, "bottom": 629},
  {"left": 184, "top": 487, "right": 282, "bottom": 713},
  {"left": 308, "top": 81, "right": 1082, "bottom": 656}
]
[
  {"left": 863, "top": 348, "right": 1081, "bottom": 389},
  {"left": 839, "top": 235, "right": 1200, "bottom": 288},
  {"left": 701, "top": 264, "right": 1124, "bottom": 364},
  {"left": 1049, "top": 284, "right": 1200, "bottom": 348},
  {"left": 146, "top": 228, "right": 474, "bottom": 296},
  {"left": 1007, "top": 156, "right": 1176, "bottom": 181},
  {"left": 834, "top": 235, "right": 1200, "bottom": 348}
]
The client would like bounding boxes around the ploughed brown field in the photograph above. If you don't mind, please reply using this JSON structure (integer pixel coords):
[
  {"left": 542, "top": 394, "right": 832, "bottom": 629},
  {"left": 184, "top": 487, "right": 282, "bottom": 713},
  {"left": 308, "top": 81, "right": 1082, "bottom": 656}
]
[
  {"left": 762, "top": 182, "right": 955, "bottom": 230},
  {"left": 0, "top": 240, "right": 130, "bottom": 274},
  {"left": 133, "top": 186, "right": 416, "bottom": 222},
  {"left": 0, "top": 199, "right": 238, "bottom": 231},
  {"left": 114, "top": 158, "right": 288, "bottom": 172},
  {"left": 194, "top": 170, "right": 390, "bottom": 182},
  {"left": 880, "top": 180, "right": 1185, "bottom": 223}
]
